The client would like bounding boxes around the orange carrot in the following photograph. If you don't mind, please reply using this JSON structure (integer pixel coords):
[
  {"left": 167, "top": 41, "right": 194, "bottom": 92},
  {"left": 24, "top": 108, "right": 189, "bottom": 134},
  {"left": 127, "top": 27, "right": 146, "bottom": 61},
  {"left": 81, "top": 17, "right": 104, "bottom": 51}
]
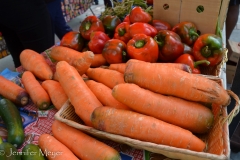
[
  {"left": 41, "top": 80, "right": 68, "bottom": 110},
  {"left": 52, "top": 120, "right": 121, "bottom": 160},
  {"left": 91, "top": 106, "right": 206, "bottom": 152},
  {"left": 38, "top": 133, "right": 79, "bottom": 160},
  {"left": 91, "top": 53, "right": 108, "bottom": 68},
  {"left": 124, "top": 59, "right": 230, "bottom": 106},
  {"left": 108, "top": 63, "right": 126, "bottom": 74},
  {"left": 53, "top": 71, "right": 59, "bottom": 81},
  {"left": 112, "top": 83, "right": 214, "bottom": 133},
  {"left": 49, "top": 46, "right": 94, "bottom": 75},
  {"left": 85, "top": 80, "right": 131, "bottom": 110},
  {"left": 0, "top": 75, "right": 29, "bottom": 106},
  {"left": 21, "top": 71, "right": 51, "bottom": 110},
  {"left": 55, "top": 61, "right": 102, "bottom": 126},
  {"left": 108, "top": 61, "right": 192, "bottom": 74},
  {"left": 86, "top": 67, "right": 125, "bottom": 89},
  {"left": 20, "top": 49, "right": 53, "bottom": 80}
]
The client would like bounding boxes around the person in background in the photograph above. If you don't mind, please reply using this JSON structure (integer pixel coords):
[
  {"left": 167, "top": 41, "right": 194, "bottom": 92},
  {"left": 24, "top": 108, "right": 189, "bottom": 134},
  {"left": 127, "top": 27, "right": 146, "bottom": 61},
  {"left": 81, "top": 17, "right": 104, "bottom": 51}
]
[
  {"left": 104, "top": 0, "right": 118, "bottom": 8},
  {"left": 0, "top": 0, "right": 54, "bottom": 68},
  {"left": 226, "top": 0, "right": 240, "bottom": 153},
  {"left": 226, "top": 0, "right": 240, "bottom": 50},
  {"left": 45, "top": 0, "right": 72, "bottom": 42},
  {"left": 94, "top": 0, "right": 99, "bottom": 5}
]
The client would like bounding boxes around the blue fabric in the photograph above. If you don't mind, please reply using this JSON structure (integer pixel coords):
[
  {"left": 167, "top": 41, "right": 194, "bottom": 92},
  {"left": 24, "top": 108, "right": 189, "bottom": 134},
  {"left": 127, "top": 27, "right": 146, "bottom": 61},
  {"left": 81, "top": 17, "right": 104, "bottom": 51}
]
[{"left": 46, "top": 0, "right": 72, "bottom": 40}]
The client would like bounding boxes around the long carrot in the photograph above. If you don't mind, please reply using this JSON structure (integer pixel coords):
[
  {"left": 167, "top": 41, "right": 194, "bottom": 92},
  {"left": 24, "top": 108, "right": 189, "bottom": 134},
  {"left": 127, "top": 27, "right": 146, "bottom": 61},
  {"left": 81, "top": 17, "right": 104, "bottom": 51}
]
[
  {"left": 21, "top": 71, "right": 51, "bottom": 110},
  {"left": 86, "top": 67, "right": 125, "bottom": 89},
  {"left": 85, "top": 80, "right": 131, "bottom": 110},
  {"left": 38, "top": 133, "right": 79, "bottom": 160},
  {"left": 112, "top": 83, "right": 214, "bottom": 133},
  {"left": 108, "top": 63, "right": 126, "bottom": 74},
  {"left": 124, "top": 59, "right": 230, "bottom": 106},
  {"left": 55, "top": 61, "right": 102, "bottom": 126},
  {"left": 91, "top": 106, "right": 206, "bottom": 152},
  {"left": 91, "top": 53, "right": 108, "bottom": 68},
  {"left": 41, "top": 80, "right": 68, "bottom": 110},
  {"left": 109, "top": 61, "right": 192, "bottom": 74},
  {"left": 0, "top": 75, "right": 29, "bottom": 106},
  {"left": 49, "top": 46, "right": 94, "bottom": 75},
  {"left": 52, "top": 120, "right": 121, "bottom": 160},
  {"left": 20, "top": 49, "right": 53, "bottom": 80}
]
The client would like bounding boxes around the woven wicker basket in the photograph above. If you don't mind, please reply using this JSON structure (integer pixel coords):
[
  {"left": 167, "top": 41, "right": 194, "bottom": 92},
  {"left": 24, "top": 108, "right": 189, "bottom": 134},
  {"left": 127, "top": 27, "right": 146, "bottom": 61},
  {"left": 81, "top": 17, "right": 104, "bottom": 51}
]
[{"left": 54, "top": 75, "right": 239, "bottom": 160}]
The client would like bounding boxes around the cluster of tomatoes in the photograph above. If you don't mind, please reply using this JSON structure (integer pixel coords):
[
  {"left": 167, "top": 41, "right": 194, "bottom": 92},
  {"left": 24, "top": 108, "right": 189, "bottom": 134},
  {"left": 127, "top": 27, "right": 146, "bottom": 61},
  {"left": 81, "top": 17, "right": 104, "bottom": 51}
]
[{"left": 60, "top": 6, "right": 224, "bottom": 74}]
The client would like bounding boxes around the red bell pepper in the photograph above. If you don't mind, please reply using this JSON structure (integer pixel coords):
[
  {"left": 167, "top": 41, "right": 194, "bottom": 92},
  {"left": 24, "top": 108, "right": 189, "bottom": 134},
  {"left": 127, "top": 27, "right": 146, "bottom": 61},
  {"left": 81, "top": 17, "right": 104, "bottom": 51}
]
[
  {"left": 172, "top": 21, "right": 199, "bottom": 46},
  {"left": 88, "top": 31, "right": 110, "bottom": 54},
  {"left": 129, "top": 22, "right": 157, "bottom": 38},
  {"left": 79, "top": 15, "right": 105, "bottom": 40},
  {"left": 129, "top": 6, "right": 152, "bottom": 24},
  {"left": 102, "top": 39, "right": 127, "bottom": 64},
  {"left": 151, "top": 19, "right": 172, "bottom": 32},
  {"left": 146, "top": 0, "right": 153, "bottom": 5},
  {"left": 127, "top": 33, "right": 158, "bottom": 62},
  {"left": 114, "top": 22, "right": 131, "bottom": 44},
  {"left": 102, "top": 15, "right": 121, "bottom": 38},
  {"left": 154, "top": 30, "right": 184, "bottom": 62},
  {"left": 174, "top": 53, "right": 210, "bottom": 74},
  {"left": 192, "top": 34, "right": 224, "bottom": 66},
  {"left": 123, "top": 15, "right": 130, "bottom": 23},
  {"left": 60, "top": 31, "right": 85, "bottom": 51}
]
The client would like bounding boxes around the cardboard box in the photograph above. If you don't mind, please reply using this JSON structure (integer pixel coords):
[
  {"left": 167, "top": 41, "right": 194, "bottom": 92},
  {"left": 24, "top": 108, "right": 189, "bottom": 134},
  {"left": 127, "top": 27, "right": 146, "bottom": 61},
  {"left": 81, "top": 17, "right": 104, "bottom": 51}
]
[
  {"left": 226, "top": 61, "right": 238, "bottom": 84},
  {"left": 153, "top": 0, "right": 230, "bottom": 34},
  {"left": 228, "top": 40, "right": 240, "bottom": 63}
]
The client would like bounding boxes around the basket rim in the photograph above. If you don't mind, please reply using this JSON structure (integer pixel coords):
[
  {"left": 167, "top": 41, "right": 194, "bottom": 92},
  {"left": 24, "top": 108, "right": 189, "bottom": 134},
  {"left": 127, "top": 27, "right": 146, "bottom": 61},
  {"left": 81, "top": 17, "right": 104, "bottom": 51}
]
[{"left": 55, "top": 99, "right": 230, "bottom": 160}]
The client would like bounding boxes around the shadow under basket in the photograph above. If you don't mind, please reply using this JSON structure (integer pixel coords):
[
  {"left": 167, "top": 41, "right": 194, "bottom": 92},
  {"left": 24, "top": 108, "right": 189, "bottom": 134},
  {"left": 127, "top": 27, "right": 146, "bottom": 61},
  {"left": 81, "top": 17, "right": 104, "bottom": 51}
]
[{"left": 54, "top": 76, "right": 239, "bottom": 160}]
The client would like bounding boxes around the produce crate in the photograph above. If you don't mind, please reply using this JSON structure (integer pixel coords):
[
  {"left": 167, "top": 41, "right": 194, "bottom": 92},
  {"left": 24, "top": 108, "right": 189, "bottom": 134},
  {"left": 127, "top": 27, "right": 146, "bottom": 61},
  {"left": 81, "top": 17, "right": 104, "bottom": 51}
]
[
  {"left": 153, "top": 0, "right": 229, "bottom": 34},
  {"left": 153, "top": 0, "right": 230, "bottom": 77},
  {"left": 54, "top": 76, "right": 240, "bottom": 160}
]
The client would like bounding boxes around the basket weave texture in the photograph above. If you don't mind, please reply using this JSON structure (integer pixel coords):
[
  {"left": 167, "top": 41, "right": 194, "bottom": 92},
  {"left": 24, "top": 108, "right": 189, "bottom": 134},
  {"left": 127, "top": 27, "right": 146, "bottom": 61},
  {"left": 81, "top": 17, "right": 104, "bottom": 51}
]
[{"left": 55, "top": 76, "right": 231, "bottom": 160}]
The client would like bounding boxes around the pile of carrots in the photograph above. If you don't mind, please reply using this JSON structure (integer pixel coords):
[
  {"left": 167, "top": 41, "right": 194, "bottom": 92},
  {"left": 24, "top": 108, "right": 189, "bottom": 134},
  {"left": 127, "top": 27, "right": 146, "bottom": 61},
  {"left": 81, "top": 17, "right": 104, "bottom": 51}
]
[{"left": 0, "top": 41, "right": 233, "bottom": 158}]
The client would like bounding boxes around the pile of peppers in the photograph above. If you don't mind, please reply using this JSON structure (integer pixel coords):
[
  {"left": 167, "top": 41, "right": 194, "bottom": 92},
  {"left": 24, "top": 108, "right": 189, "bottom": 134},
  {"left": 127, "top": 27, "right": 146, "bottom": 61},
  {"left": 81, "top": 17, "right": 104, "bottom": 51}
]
[{"left": 60, "top": 5, "right": 225, "bottom": 74}]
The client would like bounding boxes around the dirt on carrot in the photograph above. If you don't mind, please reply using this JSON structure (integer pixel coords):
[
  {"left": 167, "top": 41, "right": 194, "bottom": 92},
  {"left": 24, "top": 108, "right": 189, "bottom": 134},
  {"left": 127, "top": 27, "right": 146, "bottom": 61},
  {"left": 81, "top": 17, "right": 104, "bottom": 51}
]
[
  {"left": 21, "top": 71, "right": 51, "bottom": 110},
  {"left": 20, "top": 49, "right": 53, "bottom": 80},
  {"left": 0, "top": 75, "right": 29, "bottom": 106},
  {"left": 55, "top": 61, "right": 102, "bottom": 126},
  {"left": 112, "top": 83, "right": 214, "bottom": 133},
  {"left": 124, "top": 59, "right": 230, "bottom": 106},
  {"left": 91, "top": 106, "right": 206, "bottom": 152},
  {"left": 49, "top": 46, "right": 94, "bottom": 75}
]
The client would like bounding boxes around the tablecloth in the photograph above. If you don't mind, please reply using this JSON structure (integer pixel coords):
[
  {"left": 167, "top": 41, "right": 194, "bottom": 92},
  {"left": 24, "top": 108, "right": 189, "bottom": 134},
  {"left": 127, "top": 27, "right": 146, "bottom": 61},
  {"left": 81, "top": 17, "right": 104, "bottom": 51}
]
[{"left": 0, "top": 47, "right": 175, "bottom": 160}]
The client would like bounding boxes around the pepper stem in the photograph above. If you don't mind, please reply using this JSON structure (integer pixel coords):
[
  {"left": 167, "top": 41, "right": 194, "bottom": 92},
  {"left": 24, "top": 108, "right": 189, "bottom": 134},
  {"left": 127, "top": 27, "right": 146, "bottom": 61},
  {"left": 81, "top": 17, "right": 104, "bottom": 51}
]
[
  {"left": 189, "top": 29, "right": 199, "bottom": 38},
  {"left": 118, "top": 28, "right": 126, "bottom": 36},
  {"left": 85, "top": 21, "right": 92, "bottom": 31},
  {"left": 201, "top": 46, "right": 212, "bottom": 58},
  {"left": 154, "top": 36, "right": 163, "bottom": 48},
  {"left": 194, "top": 60, "right": 210, "bottom": 67},
  {"left": 134, "top": 40, "right": 145, "bottom": 48},
  {"left": 122, "top": 51, "right": 128, "bottom": 62}
]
